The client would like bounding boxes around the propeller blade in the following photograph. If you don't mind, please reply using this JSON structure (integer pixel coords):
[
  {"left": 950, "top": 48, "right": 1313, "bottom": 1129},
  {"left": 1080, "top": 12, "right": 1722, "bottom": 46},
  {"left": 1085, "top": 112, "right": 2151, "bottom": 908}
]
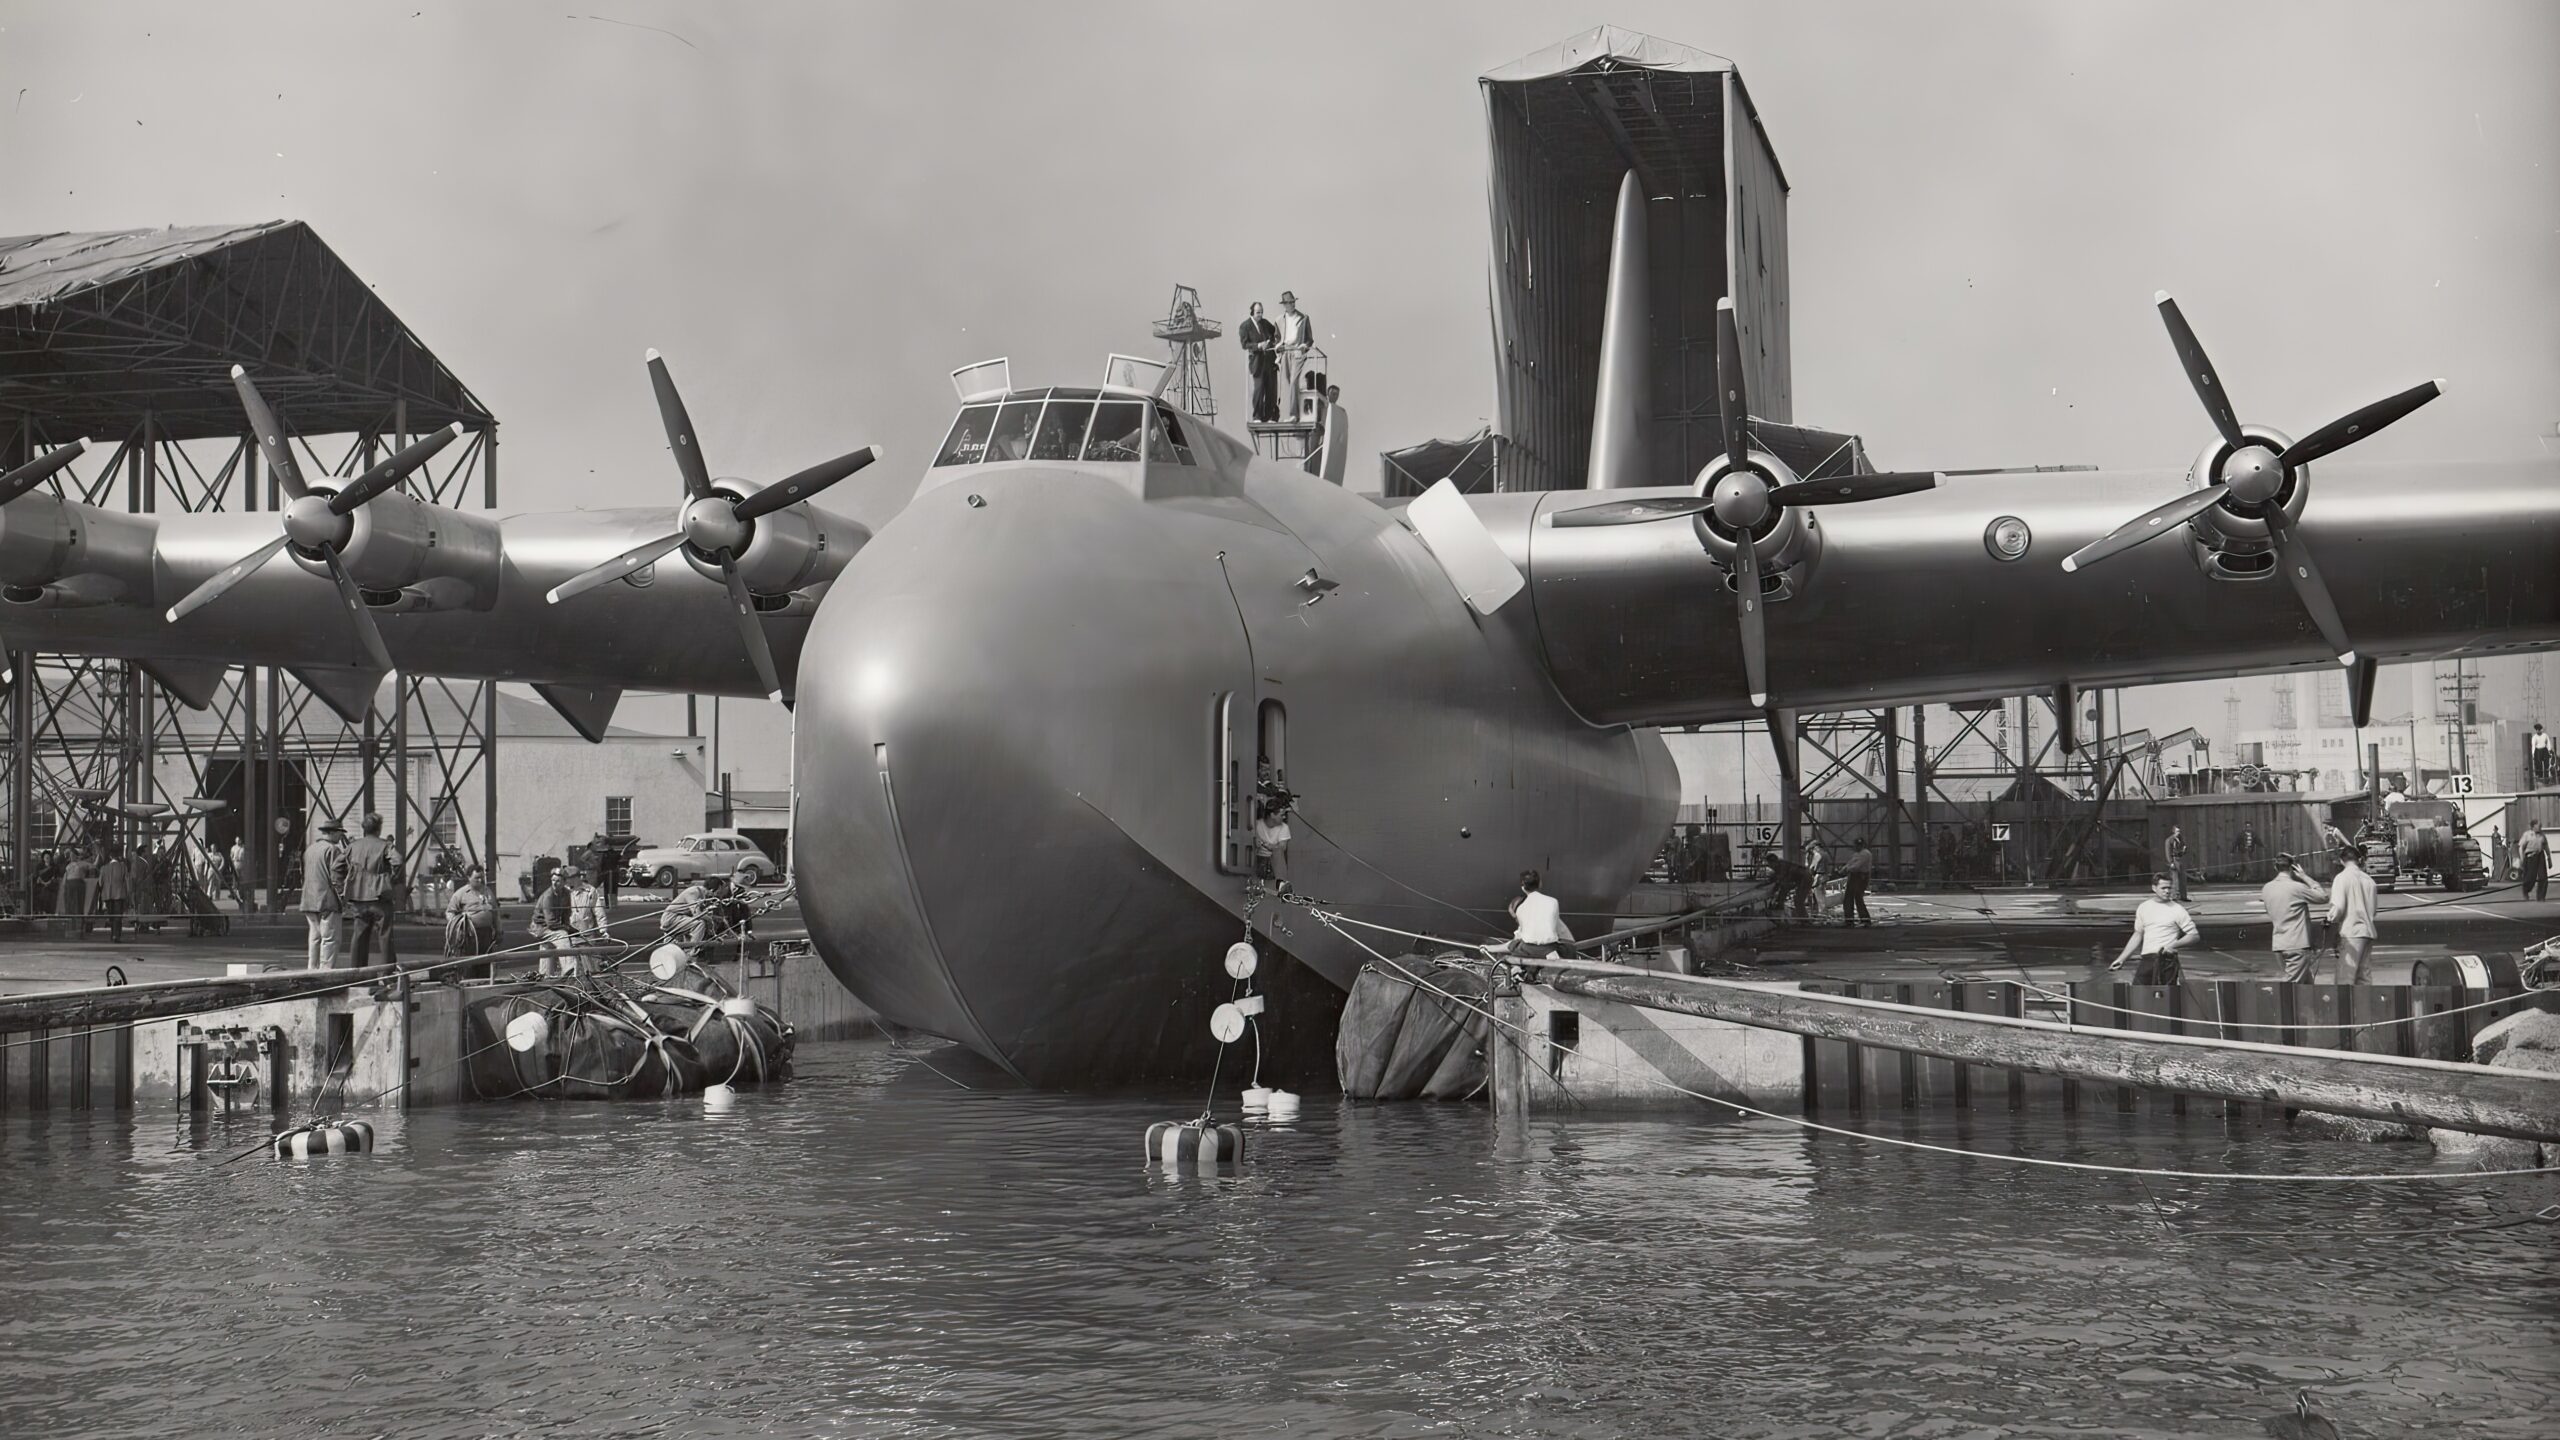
[
  {"left": 647, "top": 349, "right": 715, "bottom": 503},
  {"left": 2155, "top": 293, "right": 2244, "bottom": 449},
  {"left": 732, "top": 445, "right": 884, "bottom": 523},
  {"left": 1550, "top": 496, "right": 1716, "bottom": 528},
  {"left": 165, "top": 533, "right": 293, "bottom": 622},
  {"left": 721, "top": 555, "right": 784, "bottom": 702},
  {"left": 2058, "top": 485, "right": 2226, "bottom": 574},
  {"left": 1732, "top": 532, "right": 1769, "bottom": 709},
  {"left": 1766, "top": 471, "right": 1940, "bottom": 507},
  {"left": 2261, "top": 505, "right": 2355, "bottom": 667},
  {"left": 329, "top": 423, "right": 467, "bottom": 516},
  {"left": 2280, "top": 380, "right": 2444, "bottom": 468},
  {"left": 2350, "top": 655, "right": 2380, "bottom": 730},
  {"left": 545, "top": 531, "right": 688, "bottom": 605},
  {"left": 1715, "top": 298, "right": 1750, "bottom": 469},
  {"left": 323, "top": 548, "right": 397, "bottom": 675},
  {"left": 0, "top": 438, "right": 89, "bottom": 506},
  {"left": 230, "top": 366, "right": 308, "bottom": 499}
]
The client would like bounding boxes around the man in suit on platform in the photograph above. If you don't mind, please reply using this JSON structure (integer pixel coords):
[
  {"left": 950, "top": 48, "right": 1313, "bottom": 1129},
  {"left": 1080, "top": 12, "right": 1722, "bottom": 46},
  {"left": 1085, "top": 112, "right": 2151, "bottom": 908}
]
[
  {"left": 343, "top": 813, "right": 399, "bottom": 968},
  {"left": 299, "top": 820, "right": 350, "bottom": 969},
  {"left": 1238, "top": 301, "right": 1279, "bottom": 423}
]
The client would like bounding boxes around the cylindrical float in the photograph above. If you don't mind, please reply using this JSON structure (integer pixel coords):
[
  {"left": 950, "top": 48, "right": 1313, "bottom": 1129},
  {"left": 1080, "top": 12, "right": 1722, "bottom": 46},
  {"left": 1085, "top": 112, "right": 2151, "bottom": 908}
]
[
  {"left": 2410, "top": 954, "right": 2525, "bottom": 1061},
  {"left": 273, "top": 1120, "right": 375, "bottom": 1159},
  {"left": 1145, "top": 1120, "right": 1244, "bottom": 1167}
]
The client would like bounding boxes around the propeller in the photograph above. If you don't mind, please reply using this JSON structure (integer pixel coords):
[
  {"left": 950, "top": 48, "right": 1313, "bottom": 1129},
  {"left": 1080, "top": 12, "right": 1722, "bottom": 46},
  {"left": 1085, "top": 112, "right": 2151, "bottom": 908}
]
[
  {"left": 1549, "top": 299, "right": 1939, "bottom": 708},
  {"left": 544, "top": 350, "right": 881, "bottom": 703},
  {"left": 163, "top": 367, "right": 463, "bottom": 674},
  {"left": 0, "top": 438, "right": 91, "bottom": 506},
  {"left": 2059, "top": 293, "right": 2444, "bottom": 670}
]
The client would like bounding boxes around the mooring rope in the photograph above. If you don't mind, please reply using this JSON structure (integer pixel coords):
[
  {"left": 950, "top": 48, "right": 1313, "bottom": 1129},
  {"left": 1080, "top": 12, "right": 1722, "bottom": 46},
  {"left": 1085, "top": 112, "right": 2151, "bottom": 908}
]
[{"left": 1303, "top": 908, "right": 2560, "bottom": 1185}]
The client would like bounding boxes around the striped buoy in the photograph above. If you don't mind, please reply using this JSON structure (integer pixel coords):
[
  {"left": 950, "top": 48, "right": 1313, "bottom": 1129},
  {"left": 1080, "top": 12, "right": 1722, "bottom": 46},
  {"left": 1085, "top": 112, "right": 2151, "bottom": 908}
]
[
  {"left": 1145, "top": 1120, "right": 1244, "bottom": 1167},
  {"left": 272, "top": 1121, "right": 375, "bottom": 1160}
]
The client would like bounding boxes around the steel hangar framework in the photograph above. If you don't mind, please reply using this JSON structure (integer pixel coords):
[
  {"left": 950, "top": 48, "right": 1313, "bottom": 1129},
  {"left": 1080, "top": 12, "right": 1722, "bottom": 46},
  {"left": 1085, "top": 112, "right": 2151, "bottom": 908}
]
[{"left": 0, "top": 221, "right": 498, "bottom": 914}]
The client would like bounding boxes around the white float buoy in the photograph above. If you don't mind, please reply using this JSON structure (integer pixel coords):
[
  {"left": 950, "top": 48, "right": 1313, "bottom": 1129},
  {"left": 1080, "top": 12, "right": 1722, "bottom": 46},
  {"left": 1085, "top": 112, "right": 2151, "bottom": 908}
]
[
  {"left": 703, "top": 1083, "right": 738, "bottom": 1111},
  {"left": 1241, "top": 1085, "right": 1272, "bottom": 1112},
  {"left": 1223, "top": 942, "right": 1258, "bottom": 980},
  {"left": 1266, "top": 1090, "right": 1301, "bottom": 1120},
  {"left": 504, "top": 1011, "right": 550, "bottom": 1053},
  {"left": 718, "top": 997, "right": 759, "bottom": 1019},
  {"left": 649, "top": 944, "right": 688, "bottom": 981}
]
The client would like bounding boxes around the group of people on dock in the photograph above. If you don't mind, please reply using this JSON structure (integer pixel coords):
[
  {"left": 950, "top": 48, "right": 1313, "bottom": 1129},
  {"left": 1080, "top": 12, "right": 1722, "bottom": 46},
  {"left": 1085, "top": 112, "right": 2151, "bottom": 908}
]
[
  {"left": 1755, "top": 838, "right": 1879, "bottom": 927},
  {"left": 2111, "top": 844, "right": 2384, "bottom": 986}
]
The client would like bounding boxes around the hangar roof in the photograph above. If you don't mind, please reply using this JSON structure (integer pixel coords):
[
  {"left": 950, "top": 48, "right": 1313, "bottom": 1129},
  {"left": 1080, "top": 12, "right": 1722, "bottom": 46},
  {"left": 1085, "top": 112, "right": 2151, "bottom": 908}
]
[{"left": 0, "top": 220, "right": 490, "bottom": 443}]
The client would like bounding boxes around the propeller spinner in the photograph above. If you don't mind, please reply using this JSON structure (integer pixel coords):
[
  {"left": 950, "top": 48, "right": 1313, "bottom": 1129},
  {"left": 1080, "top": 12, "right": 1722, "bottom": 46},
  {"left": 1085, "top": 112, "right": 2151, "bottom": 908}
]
[
  {"left": 543, "top": 350, "right": 880, "bottom": 704},
  {"left": 163, "top": 367, "right": 463, "bottom": 673},
  {"left": 2059, "top": 292, "right": 2444, "bottom": 678},
  {"left": 1551, "top": 298, "right": 1938, "bottom": 708}
]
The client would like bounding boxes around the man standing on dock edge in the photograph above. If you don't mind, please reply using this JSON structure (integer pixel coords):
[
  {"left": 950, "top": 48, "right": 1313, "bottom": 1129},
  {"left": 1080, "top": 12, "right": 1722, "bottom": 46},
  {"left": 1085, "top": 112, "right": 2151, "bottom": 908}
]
[
  {"left": 2110, "top": 873, "right": 2198, "bottom": 984},
  {"left": 2258, "top": 853, "right": 2327, "bottom": 983},
  {"left": 2327, "top": 846, "right": 2380, "bottom": 985}
]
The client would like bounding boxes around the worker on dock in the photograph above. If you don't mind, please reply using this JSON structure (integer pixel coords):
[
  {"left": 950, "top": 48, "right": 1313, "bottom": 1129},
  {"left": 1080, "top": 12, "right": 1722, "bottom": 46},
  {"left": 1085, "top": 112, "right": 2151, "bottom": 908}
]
[
  {"left": 1759, "top": 848, "right": 1813, "bottom": 920},
  {"left": 299, "top": 820, "right": 349, "bottom": 968},
  {"left": 1840, "top": 837, "right": 1875, "bottom": 928},
  {"left": 1505, "top": 869, "right": 1574, "bottom": 968},
  {"left": 528, "top": 867, "right": 573, "bottom": 968},
  {"left": 2163, "top": 825, "right": 2190, "bottom": 901},
  {"left": 344, "top": 813, "right": 399, "bottom": 969},
  {"left": 568, "top": 868, "right": 608, "bottom": 944},
  {"left": 2326, "top": 845, "right": 2380, "bottom": 985},
  {"left": 94, "top": 848, "right": 130, "bottom": 943},
  {"left": 2259, "top": 853, "right": 2329, "bottom": 983},
  {"left": 2110, "top": 873, "right": 2198, "bottom": 984},
  {"left": 2520, "top": 823, "right": 2550, "bottom": 902},
  {"left": 444, "top": 865, "right": 501, "bottom": 967}
]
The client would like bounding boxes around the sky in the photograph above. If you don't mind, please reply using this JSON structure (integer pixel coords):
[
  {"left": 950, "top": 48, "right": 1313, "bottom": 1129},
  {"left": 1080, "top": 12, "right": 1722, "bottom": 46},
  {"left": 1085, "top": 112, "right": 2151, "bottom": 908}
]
[{"left": 4, "top": 2, "right": 2555, "bottom": 787}]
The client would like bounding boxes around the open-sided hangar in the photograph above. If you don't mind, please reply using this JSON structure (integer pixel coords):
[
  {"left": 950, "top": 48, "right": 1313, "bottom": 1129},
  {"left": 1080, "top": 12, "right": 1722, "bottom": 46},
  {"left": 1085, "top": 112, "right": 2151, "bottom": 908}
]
[{"left": 0, "top": 220, "right": 500, "bottom": 910}]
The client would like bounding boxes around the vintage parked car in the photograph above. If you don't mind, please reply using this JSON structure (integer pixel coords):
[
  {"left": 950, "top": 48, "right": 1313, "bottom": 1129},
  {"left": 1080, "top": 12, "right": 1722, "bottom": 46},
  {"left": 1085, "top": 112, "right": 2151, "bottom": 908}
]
[{"left": 625, "top": 831, "right": 776, "bottom": 889}]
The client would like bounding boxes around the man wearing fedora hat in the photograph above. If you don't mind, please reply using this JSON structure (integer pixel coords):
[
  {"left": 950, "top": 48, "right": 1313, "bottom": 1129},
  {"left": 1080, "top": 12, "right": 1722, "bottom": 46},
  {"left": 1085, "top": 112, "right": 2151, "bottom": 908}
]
[
  {"left": 299, "top": 819, "right": 351, "bottom": 969},
  {"left": 1276, "top": 290, "right": 1314, "bottom": 413},
  {"left": 2258, "top": 852, "right": 2328, "bottom": 982}
]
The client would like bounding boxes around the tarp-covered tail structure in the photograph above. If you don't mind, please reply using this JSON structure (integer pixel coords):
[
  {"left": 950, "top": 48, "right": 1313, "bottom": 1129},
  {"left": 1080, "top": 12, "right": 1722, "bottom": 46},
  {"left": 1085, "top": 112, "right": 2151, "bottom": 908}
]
[{"left": 1384, "top": 26, "right": 1869, "bottom": 496}]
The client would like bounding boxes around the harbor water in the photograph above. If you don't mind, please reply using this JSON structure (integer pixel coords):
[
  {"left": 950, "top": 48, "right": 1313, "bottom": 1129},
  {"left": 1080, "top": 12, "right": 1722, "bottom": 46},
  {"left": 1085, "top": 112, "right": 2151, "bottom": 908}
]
[{"left": 3, "top": 1042, "right": 2555, "bottom": 1438}]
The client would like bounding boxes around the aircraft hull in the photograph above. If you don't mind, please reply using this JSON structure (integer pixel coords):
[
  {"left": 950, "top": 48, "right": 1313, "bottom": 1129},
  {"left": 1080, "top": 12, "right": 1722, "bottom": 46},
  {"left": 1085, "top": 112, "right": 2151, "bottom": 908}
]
[{"left": 793, "top": 458, "right": 1676, "bottom": 1087}]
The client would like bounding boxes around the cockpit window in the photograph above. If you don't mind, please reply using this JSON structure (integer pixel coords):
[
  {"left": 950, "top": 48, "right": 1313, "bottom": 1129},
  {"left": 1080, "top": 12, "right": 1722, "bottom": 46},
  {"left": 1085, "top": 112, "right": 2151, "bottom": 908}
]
[
  {"left": 933, "top": 404, "right": 998, "bottom": 466},
  {"left": 984, "top": 400, "right": 1042, "bottom": 463},
  {"left": 1149, "top": 404, "right": 1194, "bottom": 466},
  {"left": 1084, "top": 401, "right": 1145, "bottom": 463},
  {"left": 1031, "top": 400, "right": 1093, "bottom": 461}
]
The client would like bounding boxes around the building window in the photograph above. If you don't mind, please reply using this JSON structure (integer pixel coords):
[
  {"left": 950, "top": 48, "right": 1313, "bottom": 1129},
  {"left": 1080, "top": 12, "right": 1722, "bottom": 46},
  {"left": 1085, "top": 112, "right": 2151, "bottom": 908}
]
[
  {"left": 29, "top": 805, "right": 57, "bottom": 852},
  {"left": 430, "top": 798, "right": 461, "bottom": 849},
  {"left": 606, "top": 797, "right": 633, "bottom": 838}
]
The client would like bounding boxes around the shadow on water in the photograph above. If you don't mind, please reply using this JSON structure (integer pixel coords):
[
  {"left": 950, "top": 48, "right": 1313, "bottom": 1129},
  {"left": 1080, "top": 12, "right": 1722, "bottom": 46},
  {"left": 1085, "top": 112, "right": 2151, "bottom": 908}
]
[{"left": 2, "top": 1038, "right": 2554, "bottom": 1438}]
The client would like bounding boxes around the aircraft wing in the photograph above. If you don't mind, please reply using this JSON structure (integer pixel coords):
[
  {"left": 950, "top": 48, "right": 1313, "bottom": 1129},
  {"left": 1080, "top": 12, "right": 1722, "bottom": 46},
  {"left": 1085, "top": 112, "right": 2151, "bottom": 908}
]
[{"left": 1467, "top": 456, "right": 2560, "bottom": 727}]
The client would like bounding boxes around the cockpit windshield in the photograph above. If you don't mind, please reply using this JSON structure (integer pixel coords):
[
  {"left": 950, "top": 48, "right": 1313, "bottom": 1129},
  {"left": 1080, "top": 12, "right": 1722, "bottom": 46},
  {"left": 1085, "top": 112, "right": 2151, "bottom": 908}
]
[
  {"left": 1084, "top": 401, "right": 1145, "bottom": 463},
  {"left": 933, "top": 404, "right": 998, "bottom": 466},
  {"left": 930, "top": 390, "right": 1199, "bottom": 468}
]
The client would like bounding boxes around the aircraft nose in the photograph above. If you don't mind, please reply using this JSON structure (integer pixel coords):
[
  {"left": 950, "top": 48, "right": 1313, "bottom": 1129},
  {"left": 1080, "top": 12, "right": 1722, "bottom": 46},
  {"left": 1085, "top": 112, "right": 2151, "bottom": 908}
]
[{"left": 790, "top": 470, "right": 1260, "bottom": 1083}]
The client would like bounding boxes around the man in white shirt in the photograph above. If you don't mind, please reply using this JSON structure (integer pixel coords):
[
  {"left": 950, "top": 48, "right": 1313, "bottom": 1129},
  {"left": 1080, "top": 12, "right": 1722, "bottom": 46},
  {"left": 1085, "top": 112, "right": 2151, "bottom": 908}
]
[
  {"left": 1276, "top": 290, "right": 1314, "bottom": 412},
  {"left": 2326, "top": 846, "right": 2381, "bottom": 984},
  {"left": 1507, "top": 869, "right": 1574, "bottom": 962},
  {"left": 2111, "top": 873, "right": 2199, "bottom": 985}
]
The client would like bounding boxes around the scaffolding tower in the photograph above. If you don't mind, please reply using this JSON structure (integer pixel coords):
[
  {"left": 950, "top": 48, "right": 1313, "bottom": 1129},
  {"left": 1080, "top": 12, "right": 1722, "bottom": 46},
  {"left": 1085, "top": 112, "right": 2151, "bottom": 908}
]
[
  {"left": 0, "top": 222, "right": 499, "bottom": 914},
  {"left": 1152, "top": 285, "right": 1220, "bottom": 425}
]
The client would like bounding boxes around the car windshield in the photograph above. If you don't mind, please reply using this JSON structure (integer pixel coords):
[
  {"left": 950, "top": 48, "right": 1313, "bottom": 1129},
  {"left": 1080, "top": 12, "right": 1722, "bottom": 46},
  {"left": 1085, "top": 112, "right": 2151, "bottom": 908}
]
[{"left": 680, "top": 837, "right": 704, "bottom": 852}]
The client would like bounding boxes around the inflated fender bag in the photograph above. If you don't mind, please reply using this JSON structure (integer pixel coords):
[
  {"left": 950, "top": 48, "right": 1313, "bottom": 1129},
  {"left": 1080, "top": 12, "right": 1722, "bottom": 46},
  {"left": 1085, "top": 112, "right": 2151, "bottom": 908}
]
[
  {"left": 274, "top": 1120, "right": 374, "bottom": 1159},
  {"left": 1145, "top": 1121, "right": 1244, "bottom": 1166}
]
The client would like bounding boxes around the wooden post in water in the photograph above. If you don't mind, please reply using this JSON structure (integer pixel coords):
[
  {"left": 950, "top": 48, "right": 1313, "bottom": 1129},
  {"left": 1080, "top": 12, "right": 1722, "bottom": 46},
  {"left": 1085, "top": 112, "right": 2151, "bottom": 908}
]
[{"left": 1544, "top": 968, "right": 2560, "bottom": 1144}]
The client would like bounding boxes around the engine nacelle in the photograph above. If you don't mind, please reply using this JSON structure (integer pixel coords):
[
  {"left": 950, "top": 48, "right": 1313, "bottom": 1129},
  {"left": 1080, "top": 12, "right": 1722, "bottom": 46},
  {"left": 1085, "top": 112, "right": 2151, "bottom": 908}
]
[
  {"left": 679, "top": 479, "right": 864, "bottom": 596},
  {"left": 2179, "top": 425, "right": 2307, "bottom": 581},
  {"left": 1687, "top": 452, "right": 1820, "bottom": 600},
  {"left": 288, "top": 489, "right": 504, "bottom": 608},
  {"left": 0, "top": 494, "right": 159, "bottom": 604}
]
